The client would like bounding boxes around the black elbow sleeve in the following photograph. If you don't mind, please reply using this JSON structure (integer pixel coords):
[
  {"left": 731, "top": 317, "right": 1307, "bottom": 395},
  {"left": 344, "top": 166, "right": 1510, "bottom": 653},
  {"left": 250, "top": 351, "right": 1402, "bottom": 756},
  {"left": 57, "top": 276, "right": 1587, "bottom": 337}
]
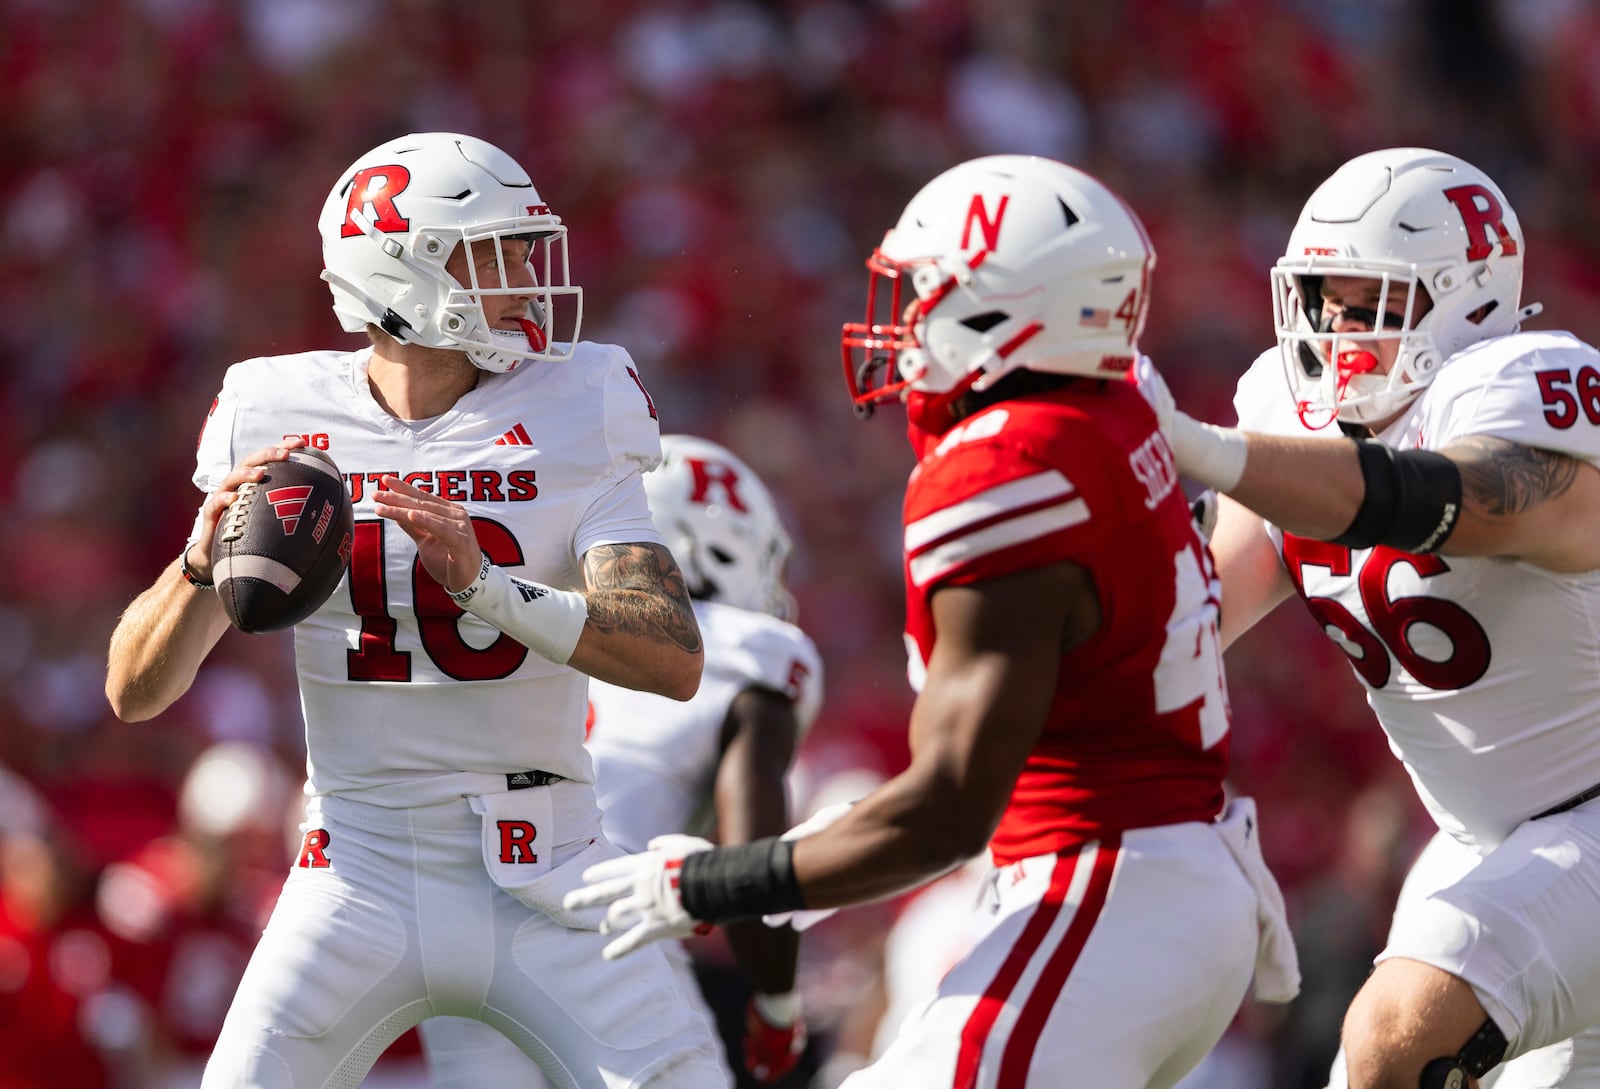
[{"left": 1331, "top": 439, "right": 1462, "bottom": 554}]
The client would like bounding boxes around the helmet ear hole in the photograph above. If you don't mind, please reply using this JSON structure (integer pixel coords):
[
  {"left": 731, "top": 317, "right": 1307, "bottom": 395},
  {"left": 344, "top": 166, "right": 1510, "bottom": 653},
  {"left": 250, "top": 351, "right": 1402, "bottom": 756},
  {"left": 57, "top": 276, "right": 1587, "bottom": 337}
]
[
  {"left": 961, "top": 311, "right": 1008, "bottom": 333},
  {"left": 709, "top": 545, "right": 736, "bottom": 565}
]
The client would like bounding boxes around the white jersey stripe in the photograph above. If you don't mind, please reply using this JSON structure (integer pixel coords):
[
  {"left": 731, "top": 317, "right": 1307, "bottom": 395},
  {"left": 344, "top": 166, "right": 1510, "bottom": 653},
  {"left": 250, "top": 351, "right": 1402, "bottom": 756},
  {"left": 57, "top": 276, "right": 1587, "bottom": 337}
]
[
  {"left": 908, "top": 498, "right": 1089, "bottom": 588},
  {"left": 904, "top": 470, "right": 1078, "bottom": 553}
]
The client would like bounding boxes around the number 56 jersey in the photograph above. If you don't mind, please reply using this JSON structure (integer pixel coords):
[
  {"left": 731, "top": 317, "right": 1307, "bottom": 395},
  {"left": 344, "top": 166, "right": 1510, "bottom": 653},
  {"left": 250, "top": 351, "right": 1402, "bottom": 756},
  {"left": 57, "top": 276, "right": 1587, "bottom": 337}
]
[
  {"left": 192, "top": 343, "right": 665, "bottom": 807},
  {"left": 901, "top": 379, "right": 1232, "bottom": 866},
  {"left": 1234, "top": 330, "right": 1600, "bottom": 851}
]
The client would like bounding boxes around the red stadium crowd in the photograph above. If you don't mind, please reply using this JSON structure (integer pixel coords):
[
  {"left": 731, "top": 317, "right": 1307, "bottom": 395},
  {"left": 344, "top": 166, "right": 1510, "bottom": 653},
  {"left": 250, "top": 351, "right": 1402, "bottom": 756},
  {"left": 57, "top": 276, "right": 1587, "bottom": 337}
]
[{"left": 2, "top": 1, "right": 1598, "bottom": 1085}]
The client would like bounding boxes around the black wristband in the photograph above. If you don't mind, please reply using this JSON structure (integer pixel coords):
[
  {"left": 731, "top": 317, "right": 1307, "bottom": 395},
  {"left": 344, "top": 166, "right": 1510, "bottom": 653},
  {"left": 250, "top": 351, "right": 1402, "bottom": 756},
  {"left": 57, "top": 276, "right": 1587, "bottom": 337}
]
[
  {"left": 179, "top": 549, "right": 216, "bottom": 591},
  {"left": 678, "top": 838, "right": 807, "bottom": 925},
  {"left": 1333, "top": 438, "right": 1462, "bottom": 554}
]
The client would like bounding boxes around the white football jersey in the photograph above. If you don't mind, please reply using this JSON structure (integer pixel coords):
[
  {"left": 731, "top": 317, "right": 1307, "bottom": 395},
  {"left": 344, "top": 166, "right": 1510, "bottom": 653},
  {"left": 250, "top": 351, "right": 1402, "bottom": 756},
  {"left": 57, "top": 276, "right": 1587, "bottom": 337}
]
[
  {"left": 586, "top": 600, "right": 823, "bottom": 853},
  {"left": 192, "top": 343, "right": 666, "bottom": 806},
  {"left": 1234, "top": 331, "right": 1600, "bottom": 850}
]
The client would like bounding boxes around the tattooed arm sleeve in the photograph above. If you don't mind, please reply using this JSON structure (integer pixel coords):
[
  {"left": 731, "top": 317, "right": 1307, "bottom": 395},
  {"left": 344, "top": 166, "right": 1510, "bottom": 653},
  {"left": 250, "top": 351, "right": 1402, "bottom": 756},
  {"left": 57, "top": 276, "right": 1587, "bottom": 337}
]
[
  {"left": 1439, "top": 435, "right": 1600, "bottom": 571},
  {"left": 566, "top": 541, "right": 704, "bottom": 699}
]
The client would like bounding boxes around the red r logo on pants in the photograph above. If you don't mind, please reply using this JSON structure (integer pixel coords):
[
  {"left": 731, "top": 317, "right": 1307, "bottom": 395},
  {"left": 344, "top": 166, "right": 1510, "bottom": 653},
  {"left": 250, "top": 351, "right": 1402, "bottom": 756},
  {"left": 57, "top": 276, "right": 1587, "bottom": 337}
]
[
  {"left": 498, "top": 821, "right": 539, "bottom": 864},
  {"left": 297, "top": 829, "right": 332, "bottom": 868}
]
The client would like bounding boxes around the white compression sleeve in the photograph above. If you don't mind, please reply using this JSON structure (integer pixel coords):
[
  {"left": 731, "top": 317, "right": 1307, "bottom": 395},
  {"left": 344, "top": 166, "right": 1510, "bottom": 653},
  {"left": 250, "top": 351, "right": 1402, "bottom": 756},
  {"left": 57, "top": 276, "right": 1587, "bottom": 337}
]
[{"left": 449, "top": 557, "right": 589, "bottom": 665}]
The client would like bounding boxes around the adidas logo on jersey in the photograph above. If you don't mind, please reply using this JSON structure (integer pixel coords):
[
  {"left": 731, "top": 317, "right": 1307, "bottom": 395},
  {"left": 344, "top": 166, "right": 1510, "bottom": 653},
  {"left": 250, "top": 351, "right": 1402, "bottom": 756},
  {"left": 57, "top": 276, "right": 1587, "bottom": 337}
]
[{"left": 495, "top": 423, "right": 534, "bottom": 446}]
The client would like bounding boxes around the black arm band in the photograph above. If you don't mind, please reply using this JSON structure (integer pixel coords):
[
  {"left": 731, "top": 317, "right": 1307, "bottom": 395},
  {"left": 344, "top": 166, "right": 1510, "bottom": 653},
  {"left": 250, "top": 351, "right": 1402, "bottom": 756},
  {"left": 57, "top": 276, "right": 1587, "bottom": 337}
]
[
  {"left": 1331, "top": 439, "right": 1462, "bottom": 554},
  {"left": 678, "top": 838, "right": 807, "bottom": 925}
]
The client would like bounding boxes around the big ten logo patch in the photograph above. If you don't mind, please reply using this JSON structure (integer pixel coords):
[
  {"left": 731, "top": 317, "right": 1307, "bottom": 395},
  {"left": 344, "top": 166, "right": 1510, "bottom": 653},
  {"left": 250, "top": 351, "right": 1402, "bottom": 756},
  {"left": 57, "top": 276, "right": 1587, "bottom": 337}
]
[
  {"left": 297, "top": 829, "right": 332, "bottom": 868},
  {"left": 498, "top": 821, "right": 539, "bottom": 864}
]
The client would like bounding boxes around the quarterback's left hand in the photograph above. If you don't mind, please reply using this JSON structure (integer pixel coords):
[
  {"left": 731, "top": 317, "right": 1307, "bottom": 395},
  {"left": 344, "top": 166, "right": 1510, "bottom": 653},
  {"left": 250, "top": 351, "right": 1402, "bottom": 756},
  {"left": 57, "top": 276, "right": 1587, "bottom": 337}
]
[
  {"left": 744, "top": 995, "right": 807, "bottom": 1084},
  {"left": 563, "top": 834, "right": 714, "bottom": 960}
]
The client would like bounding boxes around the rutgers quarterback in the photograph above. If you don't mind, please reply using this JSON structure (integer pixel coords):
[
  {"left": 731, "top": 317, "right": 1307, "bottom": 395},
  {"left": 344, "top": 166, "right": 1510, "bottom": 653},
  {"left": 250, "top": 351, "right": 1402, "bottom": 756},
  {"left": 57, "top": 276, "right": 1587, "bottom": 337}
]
[
  {"left": 567, "top": 156, "right": 1299, "bottom": 1089},
  {"left": 105, "top": 132, "right": 729, "bottom": 1088}
]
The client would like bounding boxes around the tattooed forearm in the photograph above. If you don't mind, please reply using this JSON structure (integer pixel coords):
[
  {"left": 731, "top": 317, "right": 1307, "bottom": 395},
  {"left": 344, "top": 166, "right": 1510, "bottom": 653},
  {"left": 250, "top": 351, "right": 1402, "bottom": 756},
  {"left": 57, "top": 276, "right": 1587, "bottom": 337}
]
[
  {"left": 1449, "top": 436, "right": 1580, "bottom": 517},
  {"left": 583, "top": 542, "right": 703, "bottom": 653}
]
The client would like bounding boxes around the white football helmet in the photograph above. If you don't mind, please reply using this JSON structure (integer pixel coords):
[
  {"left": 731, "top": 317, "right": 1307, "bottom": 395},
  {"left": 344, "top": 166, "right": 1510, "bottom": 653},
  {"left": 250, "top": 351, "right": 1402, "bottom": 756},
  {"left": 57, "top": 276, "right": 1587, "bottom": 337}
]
[
  {"left": 1272, "top": 147, "right": 1537, "bottom": 426},
  {"left": 317, "top": 132, "right": 583, "bottom": 372},
  {"left": 645, "top": 435, "right": 795, "bottom": 620},
  {"left": 841, "top": 154, "right": 1154, "bottom": 430}
]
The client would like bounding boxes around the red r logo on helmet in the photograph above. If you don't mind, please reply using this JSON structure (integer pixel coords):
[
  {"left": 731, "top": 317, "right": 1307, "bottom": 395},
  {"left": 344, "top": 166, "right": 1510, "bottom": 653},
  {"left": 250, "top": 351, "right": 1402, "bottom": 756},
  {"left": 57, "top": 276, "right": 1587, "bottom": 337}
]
[
  {"left": 342, "top": 165, "right": 413, "bottom": 237},
  {"left": 1442, "top": 184, "right": 1518, "bottom": 262}
]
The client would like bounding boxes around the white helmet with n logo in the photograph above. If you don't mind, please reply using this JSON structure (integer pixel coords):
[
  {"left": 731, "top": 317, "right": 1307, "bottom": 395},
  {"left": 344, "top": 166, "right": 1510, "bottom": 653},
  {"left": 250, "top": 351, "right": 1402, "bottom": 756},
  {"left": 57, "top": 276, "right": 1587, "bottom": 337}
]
[
  {"left": 1272, "top": 148, "right": 1534, "bottom": 425},
  {"left": 841, "top": 154, "right": 1155, "bottom": 427},
  {"left": 317, "top": 132, "right": 583, "bottom": 373},
  {"left": 644, "top": 435, "right": 795, "bottom": 620}
]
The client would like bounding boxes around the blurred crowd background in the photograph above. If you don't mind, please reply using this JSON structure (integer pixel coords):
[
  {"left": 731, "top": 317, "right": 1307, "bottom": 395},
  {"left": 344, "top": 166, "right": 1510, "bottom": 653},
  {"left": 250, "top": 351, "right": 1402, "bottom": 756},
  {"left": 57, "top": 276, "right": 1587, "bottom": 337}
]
[{"left": 3, "top": 0, "right": 1599, "bottom": 1086}]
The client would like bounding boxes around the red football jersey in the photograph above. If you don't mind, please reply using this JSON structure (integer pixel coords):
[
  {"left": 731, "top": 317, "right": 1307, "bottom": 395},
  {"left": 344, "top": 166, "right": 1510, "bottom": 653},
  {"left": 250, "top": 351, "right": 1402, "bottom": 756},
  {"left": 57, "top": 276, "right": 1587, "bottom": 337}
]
[{"left": 901, "top": 380, "right": 1230, "bottom": 864}]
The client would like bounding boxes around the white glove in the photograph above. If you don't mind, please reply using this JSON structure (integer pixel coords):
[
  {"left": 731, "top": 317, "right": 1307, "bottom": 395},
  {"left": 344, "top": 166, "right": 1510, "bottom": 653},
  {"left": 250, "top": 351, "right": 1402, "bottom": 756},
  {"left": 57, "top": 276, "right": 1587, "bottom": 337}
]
[
  {"left": 1132, "top": 356, "right": 1248, "bottom": 491},
  {"left": 761, "top": 802, "right": 854, "bottom": 932},
  {"left": 562, "top": 834, "right": 713, "bottom": 960},
  {"left": 1131, "top": 354, "right": 1175, "bottom": 437}
]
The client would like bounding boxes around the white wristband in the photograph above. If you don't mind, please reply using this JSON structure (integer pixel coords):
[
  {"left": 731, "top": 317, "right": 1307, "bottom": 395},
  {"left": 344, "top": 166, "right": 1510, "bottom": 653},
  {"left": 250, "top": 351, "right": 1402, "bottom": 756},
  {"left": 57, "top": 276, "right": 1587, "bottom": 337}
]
[
  {"left": 452, "top": 560, "right": 589, "bottom": 666},
  {"left": 1170, "top": 411, "right": 1249, "bottom": 492}
]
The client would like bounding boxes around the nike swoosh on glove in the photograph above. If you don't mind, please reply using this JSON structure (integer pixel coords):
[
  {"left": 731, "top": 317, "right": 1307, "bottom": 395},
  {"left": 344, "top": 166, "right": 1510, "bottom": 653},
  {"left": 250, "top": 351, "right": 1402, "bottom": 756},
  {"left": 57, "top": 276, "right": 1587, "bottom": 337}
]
[
  {"left": 562, "top": 834, "right": 714, "bottom": 960},
  {"left": 744, "top": 997, "right": 807, "bottom": 1084}
]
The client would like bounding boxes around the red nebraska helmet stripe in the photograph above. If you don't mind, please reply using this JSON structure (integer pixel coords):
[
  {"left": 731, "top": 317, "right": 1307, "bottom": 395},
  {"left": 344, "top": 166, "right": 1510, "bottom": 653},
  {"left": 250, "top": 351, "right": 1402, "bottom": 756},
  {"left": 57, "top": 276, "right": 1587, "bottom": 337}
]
[{"left": 952, "top": 837, "right": 1120, "bottom": 1089}]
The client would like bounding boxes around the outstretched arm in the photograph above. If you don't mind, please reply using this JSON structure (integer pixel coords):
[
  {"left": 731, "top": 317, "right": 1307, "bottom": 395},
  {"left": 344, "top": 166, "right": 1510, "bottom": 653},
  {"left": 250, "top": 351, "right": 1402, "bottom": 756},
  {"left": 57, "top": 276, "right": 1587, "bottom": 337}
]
[
  {"left": 565, "top": 560, "right": 1097, "bottom": 959},
  {"left": 1183, "top": 427, "right": 1600, "bottom": 573},
  {"left": 785, "top": 562, "right": 1087, "bottom": 906}
]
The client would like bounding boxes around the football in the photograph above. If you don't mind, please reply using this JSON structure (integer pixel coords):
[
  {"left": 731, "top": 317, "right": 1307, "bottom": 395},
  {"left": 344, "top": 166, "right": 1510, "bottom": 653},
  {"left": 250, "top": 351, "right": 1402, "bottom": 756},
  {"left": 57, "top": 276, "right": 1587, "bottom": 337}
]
[{"left": 211, "top": 446, "right": 354, "bottom": 633}]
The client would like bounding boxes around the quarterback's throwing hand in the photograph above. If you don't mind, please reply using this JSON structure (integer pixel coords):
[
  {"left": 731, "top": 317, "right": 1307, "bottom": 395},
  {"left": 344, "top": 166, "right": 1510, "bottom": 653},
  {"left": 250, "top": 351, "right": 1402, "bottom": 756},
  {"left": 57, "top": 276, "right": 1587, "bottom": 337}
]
[{"left": 564, "top": 834, "right": 714, "bottom": 960}]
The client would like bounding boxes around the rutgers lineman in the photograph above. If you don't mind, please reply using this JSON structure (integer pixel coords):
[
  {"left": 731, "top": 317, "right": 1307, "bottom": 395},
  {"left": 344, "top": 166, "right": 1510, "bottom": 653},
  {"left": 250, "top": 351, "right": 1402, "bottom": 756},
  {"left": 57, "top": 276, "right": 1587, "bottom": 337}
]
[{"left": 105, "top": 132, "right": 728, "bottom": 1088}]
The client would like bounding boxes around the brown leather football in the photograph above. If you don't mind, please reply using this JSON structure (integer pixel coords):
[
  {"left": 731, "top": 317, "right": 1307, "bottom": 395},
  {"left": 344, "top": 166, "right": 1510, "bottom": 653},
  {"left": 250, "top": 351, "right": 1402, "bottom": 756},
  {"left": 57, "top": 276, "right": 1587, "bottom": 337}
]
[{"left": 211, "top": 447, "right": 354, "bottom": 633}]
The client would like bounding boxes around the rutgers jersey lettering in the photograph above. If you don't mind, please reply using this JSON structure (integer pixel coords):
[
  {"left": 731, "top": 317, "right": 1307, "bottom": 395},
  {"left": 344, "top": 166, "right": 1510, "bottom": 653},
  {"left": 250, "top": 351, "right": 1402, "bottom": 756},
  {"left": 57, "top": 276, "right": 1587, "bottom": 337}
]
[{"left": 901, "top": 383, "right": 1229, "bottom": 864}]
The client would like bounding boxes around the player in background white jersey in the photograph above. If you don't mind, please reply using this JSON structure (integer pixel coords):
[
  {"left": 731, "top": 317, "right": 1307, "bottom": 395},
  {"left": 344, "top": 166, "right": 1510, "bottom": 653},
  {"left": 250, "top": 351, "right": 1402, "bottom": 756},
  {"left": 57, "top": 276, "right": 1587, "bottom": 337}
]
[
  {"left": 103, "top": 132, "right": 730, "bottom": 1089},
  {"left": 420, "top": 434, "right": 824, "bottom": 1087},
  {"left": 567, "top": 155, "right": 1299, "bottom": 1089},
  {"left": 1140, "top": 148, "right": 1600, "bottom": 1089}
]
